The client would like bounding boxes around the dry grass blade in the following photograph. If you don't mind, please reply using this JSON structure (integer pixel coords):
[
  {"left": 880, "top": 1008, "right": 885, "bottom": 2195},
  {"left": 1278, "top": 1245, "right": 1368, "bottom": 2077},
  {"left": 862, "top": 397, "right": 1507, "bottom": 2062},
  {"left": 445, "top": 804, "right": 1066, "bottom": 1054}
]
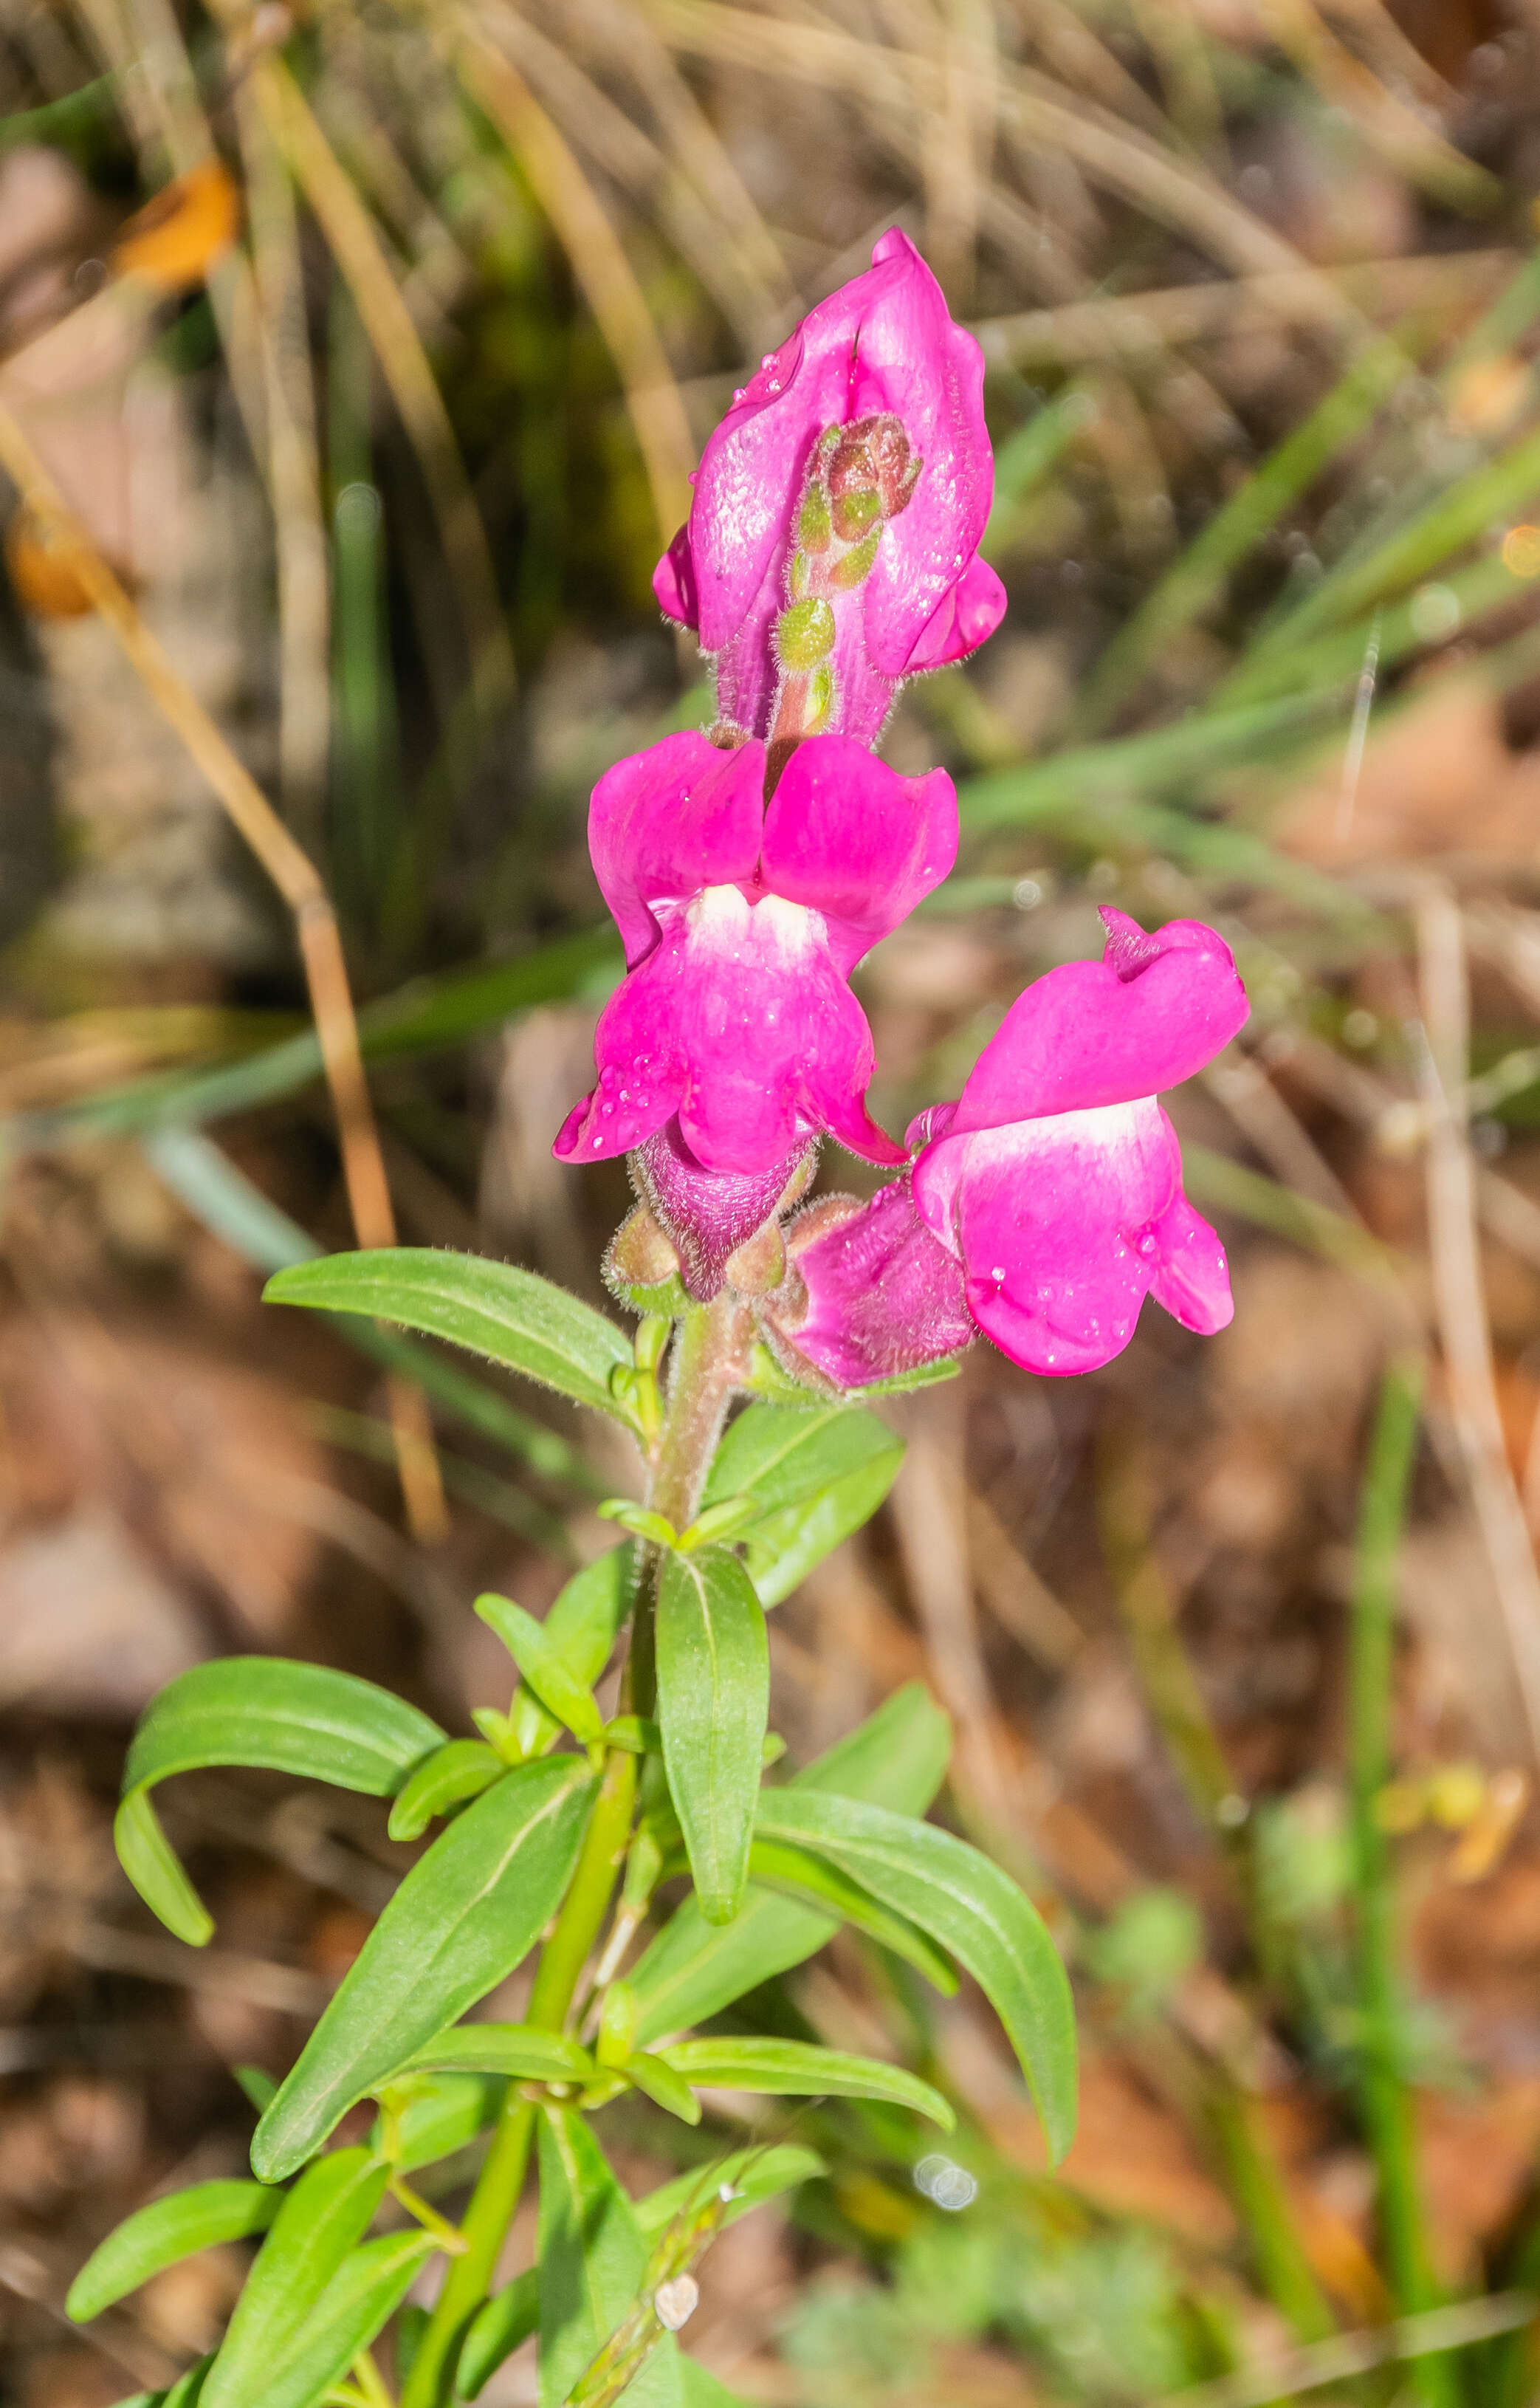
[
  {"left": 486, "top": 1, "right": 782, "bottom": 351},
  {"left": 255, "top": 52, "right": 518, "bottom": 727},
  {"left": 647, "top": 0, "right": 1367, "bottom": 312},
  {"left": 75, "top": 0, "right": 270, "bottom": 463},
  {"left": 233, "top": 75, "right": 331, "bottom": 847},
  {"left": 1253, "top": 0, "right": 1501, "bottom": 211},
  {"left": 452, "top": 18, "right": 697, "bottom": 543},
  {"left": 0, "top": 397, "right": 447, "bottom": 1543},
  {"left": 1158, "top": 2291, "right": 1539, "bottom": 2408},
  {"left": 973, "top": 253, "right": 1515, "bottom": 371},
  {"left": 1414, "top": 879, "right": 1540, "bottom": 1760},
  {"left": 545, "top": 0, "right": 795, "bottom": 332}
]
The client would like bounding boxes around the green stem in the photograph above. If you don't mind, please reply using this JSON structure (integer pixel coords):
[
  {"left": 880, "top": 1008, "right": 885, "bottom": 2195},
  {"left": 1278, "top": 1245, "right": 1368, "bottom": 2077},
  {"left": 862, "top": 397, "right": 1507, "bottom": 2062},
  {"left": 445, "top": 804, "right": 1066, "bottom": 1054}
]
[
  {"left": 399, "top": 1749, "right": 637, "bottom": 2408},
  {"left": 1349, "top": 1357, "right": 1456, "bottom": 2408}
]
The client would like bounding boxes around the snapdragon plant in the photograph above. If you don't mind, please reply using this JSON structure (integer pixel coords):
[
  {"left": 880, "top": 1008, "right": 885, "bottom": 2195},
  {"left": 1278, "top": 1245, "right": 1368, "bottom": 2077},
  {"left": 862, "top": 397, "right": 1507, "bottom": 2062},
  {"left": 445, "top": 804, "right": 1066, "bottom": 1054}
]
[{"left": 71, "top": 232, "right": 1247, "bottom": 2408}]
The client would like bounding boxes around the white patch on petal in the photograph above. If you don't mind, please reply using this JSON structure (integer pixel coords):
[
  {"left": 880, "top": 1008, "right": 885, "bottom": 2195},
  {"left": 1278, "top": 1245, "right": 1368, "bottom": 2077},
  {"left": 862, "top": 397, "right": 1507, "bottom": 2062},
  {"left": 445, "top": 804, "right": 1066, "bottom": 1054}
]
[
  {"left": 684, "top": 883, "right": 825, "bottom": 964},
  {"left": 964, "top": 1096, "right": 1160, "bottom": 1173}
]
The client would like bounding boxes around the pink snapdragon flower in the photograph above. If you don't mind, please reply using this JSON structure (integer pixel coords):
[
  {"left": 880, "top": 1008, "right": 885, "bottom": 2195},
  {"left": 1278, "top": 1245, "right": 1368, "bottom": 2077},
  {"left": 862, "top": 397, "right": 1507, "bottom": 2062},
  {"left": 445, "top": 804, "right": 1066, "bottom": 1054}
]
[
  {"left": 771, "top": 910, "right": 1249, "bottom": 1383},
  {"left": 553, "top": 727, "right": 957, "bottom": 1183},
  {"left": 654, "top": 230, "right": 1004, "bottom": 748}
]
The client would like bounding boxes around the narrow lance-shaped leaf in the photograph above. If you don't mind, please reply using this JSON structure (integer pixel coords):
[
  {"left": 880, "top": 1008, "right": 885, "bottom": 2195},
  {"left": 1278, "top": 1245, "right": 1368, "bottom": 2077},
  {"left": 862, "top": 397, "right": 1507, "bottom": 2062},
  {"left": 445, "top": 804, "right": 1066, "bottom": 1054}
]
[
  {"left": 538, "top": 2108, "right": 682, "bottom": 2408},
  {"left": 242, "top": 2230, "right": 437, "bottom": 2408},
  {"left": 658, "top": 2037, "right": 952, "bottom": 2128},
  {"left": 703, "top": 1402, "right": 903, "bottom": 1608},
  {"left": 475, "top": 1592, "right": 607, "bottom": 1747},
  {"left": 252, "top": 1757, "right": 596, "bottom": 2181},
  {"left": 117, "top": 1659, "right": 443, "bottom": 1944},
  {"left": 756, "top": 1788, "right": 1077, "bottom": 2163},
  {"left": 68, "top": 2182, "right": 283, "bottom": 2322},
  {"left": 388, "top": 1738, "right": 505, "bottom": 1842},
  {"left": 264, "top": 1248, "right": 635, "bottom": 1419},
  {"left": 200, "top": 2148, "right": 388, "bottom": 2408},
  {"left": 656, "top": 1546, "right": 768, "bottom": 1926},
  {"left": 395, "top": 2023, "right": 595, "bottom": 2082},
  {"left": 629, "top": 1683, "right": 952, "bottom": 2042},
  {"left": 507, "top": 1545, "right": 637, "bottom": 1757}
]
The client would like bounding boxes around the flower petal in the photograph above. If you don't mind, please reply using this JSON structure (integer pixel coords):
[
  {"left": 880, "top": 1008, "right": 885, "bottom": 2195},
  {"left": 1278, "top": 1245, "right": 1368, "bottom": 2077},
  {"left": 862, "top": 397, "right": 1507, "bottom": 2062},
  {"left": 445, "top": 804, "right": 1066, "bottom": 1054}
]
[
  {"left": 901, "top": 553, "right": 1007, "bottom": 674},
  {"left": 923, "top": 1100, "right": 1181, "bottom": 1375},
  {"left": 952, "top": 913, "right": 1248, "bottom": 1130},
  {"left": 1147, "top": 1189, "right": 1234, "bottom": 1335},
  {"left": 760, "top": 735, "right": 958, "bottom": 974},
  {"left": 653, "top": 523, "right": 698, "bottom": 628},
  {"left": 588, "top": 732, "right": 766, "bottom": 967}
]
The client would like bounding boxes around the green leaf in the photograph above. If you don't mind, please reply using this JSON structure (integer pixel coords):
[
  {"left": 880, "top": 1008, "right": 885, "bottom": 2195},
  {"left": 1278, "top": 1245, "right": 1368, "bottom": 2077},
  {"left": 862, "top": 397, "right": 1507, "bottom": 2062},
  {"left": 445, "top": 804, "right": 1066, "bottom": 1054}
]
[
  {"left": 756, "top": 1790, "right": 1077, "bottom": 2162},
  {"left": 507, "top": 1546, "right": 637, "bottom": 1757},
  {"left": 264, "top": 1249, "right": 633, "bottom": 1419},
  {"left": 656, "top": 1547, "right": 768, "bottom": 1925},
  {"left": 659, "top": 2038, "right": 952, "bottom": 2129},
  {"left": 69, "top": 2181, "right": 282, "bottom": 2322},
  {"left": 743, "top": 1455, "right": 904, "bottom": 1608},
  {"left": 475, "top": 1594, "right": 607, "bottom": 1748},
  {"left": 628, "top": 1683, "right": 952, "bottom": 2043},
  {"left": 622, "top": 2051, "right": 701, "bottom": 2124},
  {"left": 233, "top": 2065, "right": 278, "bottom": 2113},
  {"left": 388, "top": 1738, "right": 506, "bottom": 1840},
  {"left": 117, "top": 1658, "right": 444, "bottom": 1942},
  {"left": 537, "top": 2109, "right": 681, "bottom": 2408},
  {"left": 396, "top": 2023, "right": 594, "bottom": 2082},
  {"left": 113, "top": 1789, "right": 213, "bottom": 1949},
  {"left": 458, "top": 2266, "right": 539, "bottom": 2401},
  {"left": 200, "top": 2148, "right": 388, "bottom": 2408},
  {"left": 704, "top": 1404, "right": 904, "bottom": 1608},
  {"left": 374, "top": 2071, "right": 503, "bottom": 2172},
  {"left": 163, "top": 2360, "right": 213, "bottom": 2407},
  {"left": 250, "top": 2229, "right": 436, "bottom": 2408},
  {"left": 679, "top": 2362, "right": 757, "bottom": 2408},
  {"left": 745, "top": 1838, "right": 958, "bottom": 1992},
  {"left": 252, "top": 1758, "right": 595, "bottom": 2181},
  {"left": 633, "top": 2144, "right": 825, "bottom": 2239},
  {"left": 704, "top": 1403, "right": 900, "bottom": 1523}
]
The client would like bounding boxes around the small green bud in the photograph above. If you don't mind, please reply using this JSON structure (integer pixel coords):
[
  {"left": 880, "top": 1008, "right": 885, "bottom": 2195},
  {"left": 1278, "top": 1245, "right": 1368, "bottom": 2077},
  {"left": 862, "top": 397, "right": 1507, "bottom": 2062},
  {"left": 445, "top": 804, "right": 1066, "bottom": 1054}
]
[
  {"left": 805, "top": 661, "right": 834, "bottom": 730},
  {"left": 831, "top": 485, "right": 881, "bottom": 543},
  {"left": 776, "top": 595, "right": 836, "bottom": 669},
  {"left": 797, "top": 483, "right": 833, "bottom": 553},
  {"left": 830, "top": 528, "right": 882, "bottom": 590},
  {"left": 788, "top": 547, "right": 812, "bottom": 600}
]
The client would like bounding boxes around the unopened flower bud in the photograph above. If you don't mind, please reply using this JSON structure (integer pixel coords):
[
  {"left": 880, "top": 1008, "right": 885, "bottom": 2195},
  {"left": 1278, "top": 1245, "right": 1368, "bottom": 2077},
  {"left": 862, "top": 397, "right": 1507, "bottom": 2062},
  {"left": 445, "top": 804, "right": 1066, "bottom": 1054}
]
[
  {"left": 776, "top": 596, "right": 836, "bottom": 670},
  {"left": 830, "top": 529, "right": 882, "bottom": 591},
  {"left": 797, "top": 483, "right": 833, "bottom": 554},
  {"left": 635, "top": 1125, "right": 815, "bottom": 1303},
  {"left": 760, "top": 1179, "right": 974, "bottom": 1390},
  {"left": 603, "top": 1204, "right": 685, "bottom": 1311}
]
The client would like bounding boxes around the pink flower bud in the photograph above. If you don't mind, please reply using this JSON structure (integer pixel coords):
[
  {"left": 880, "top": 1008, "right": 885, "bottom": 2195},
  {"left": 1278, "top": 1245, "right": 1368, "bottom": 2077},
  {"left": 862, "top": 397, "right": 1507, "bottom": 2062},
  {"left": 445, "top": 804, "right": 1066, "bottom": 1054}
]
[
  {"left": 656, "top": 232, "right": 1004, "bottom": 747},
  {"left": 763, "top": 1180, "right": 975, "bottom": 1388}
]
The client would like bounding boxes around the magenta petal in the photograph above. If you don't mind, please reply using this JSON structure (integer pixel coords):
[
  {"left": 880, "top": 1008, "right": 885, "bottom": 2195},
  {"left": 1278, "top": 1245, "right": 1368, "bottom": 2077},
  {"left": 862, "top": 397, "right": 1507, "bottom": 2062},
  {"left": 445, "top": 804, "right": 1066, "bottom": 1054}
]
[
  {"left": 653, "top": 524, "right": 698, "bottom": 628},
  {"left": 1147, "top": 1187, "right": 1233, "bottom": 1335},
  {"left": 588, "top": 732, "right": 766, "bottom": 967},
  {"left": 786, "top": 1178, "right": 974, "bottom": 1387},
  {"left": 927, "top": 1100, "right": 1180, "bottom": 1375},
  {"left": 902, "top": 554, "right": 1007, "bottom": 674},
  {"left": 761, "top": 736, "right": 958, "bottom": 973},
  {"left": 551, "top": 958, "right": 684, "bottom": 1164},
  {"left": 952, "top": 916, "right": 1248, "bottom": 1130}
]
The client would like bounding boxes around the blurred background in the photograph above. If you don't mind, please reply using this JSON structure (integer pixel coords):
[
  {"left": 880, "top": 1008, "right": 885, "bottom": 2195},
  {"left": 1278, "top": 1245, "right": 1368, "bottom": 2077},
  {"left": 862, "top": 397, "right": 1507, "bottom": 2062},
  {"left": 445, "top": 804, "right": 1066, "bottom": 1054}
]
[{"left": 5, "top": 0, "right": 1540, "bottom": 2401}]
